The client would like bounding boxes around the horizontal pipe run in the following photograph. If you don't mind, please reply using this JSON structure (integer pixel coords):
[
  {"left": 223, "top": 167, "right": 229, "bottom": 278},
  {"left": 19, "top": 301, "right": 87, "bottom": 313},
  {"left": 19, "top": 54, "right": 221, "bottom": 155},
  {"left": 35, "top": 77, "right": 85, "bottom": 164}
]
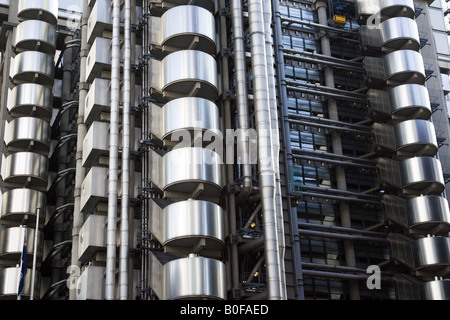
[
  {"left": 286, "top": 85, "right": 368, "bottom": 104},
  {"left": 298, "top": 222, "right": 387, "bottom": 238},
  {"left": 280, "top": 16, "right": 359, "bottom": 36},
  {"left": 299, "top": 185, "right": 382, "bottom": 200},
  {"left": 284, "top": 53, "right": 363, "bottom": 72},
  {"left": 302, "top": 269, "right": 391, "bottom": 282},
  {"left": 285, "top": 80, "right": 368, "bottom": 100},
  {"left": 289, "top": 118, "right": 372, "bottom": 136},
  {"left": 289, "top": 113, "right": 372, "bottom": 132},
  {"left": 299, "top": 229, "right": 387, "bottom": 242},
  {"left": 297, "top": 191, "right": 381, "bottom": 205},
  {"left": 292, "top": 148, "right": 377, "bottom": 166},
  {"left": 283, "top": 47, "right": 364, "bottom": 68},
  {"left": 292, "top": 154, "right": 376, "bottom": 169}
]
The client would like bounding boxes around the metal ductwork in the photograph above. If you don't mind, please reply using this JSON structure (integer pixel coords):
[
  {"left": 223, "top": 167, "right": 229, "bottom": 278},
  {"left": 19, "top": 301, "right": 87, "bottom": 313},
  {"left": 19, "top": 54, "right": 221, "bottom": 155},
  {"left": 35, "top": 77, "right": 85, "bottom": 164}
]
[
  {"left": 143, "top": 3, "right": 225, "bottom": 300},
  {"left": 358, "top": 0, "right": 450, "bottom": 300}
]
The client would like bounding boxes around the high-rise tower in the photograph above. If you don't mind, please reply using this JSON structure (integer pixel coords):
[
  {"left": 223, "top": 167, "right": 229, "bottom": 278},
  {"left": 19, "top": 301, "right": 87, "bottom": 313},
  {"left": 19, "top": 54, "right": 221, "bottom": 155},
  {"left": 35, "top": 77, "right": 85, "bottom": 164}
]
[{"left": 0, "top": 0, "right": 450, "bottom": 300}]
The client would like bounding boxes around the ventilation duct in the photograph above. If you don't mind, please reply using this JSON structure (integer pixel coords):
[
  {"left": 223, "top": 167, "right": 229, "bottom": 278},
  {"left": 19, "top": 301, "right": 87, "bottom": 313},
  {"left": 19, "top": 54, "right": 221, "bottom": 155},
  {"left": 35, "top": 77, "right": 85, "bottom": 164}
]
[
  {"left": 0, "top": 188, "right": 46, "bottom": 225},
  {"left": 10, "top": 51, "right": 55, "bottom": 88}
]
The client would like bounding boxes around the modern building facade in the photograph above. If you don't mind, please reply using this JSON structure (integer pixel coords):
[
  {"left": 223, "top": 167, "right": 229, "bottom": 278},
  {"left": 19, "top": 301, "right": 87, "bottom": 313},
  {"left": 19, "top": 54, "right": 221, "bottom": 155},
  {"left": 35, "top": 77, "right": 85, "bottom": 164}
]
[{"left": 0, "top": 0, "right": 450, "bottom": 300}]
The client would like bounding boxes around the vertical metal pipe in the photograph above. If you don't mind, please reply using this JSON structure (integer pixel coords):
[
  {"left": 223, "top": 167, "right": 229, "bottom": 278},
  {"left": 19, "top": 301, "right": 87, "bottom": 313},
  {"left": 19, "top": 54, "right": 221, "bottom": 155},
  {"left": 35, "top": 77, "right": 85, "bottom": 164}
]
[
  {"left": 272, "top": 0, "right": 305, "bottom": 300},
  {"left": 261, "top": 0, "right": 286, "bottom": 300},
  {"left": 30, "top": 207, "right": 40, "bottom": 300},
  {"left": 70, "top": 0, "right": 89, "bottom": 300},
  {"left": 220, "top": 0, "right": 240, "bottom": 296},
  {"left": 248, "top": 0, "right": 282, "bottom": 300},
  {"left": 314, "top": 0, "right": 359, "bottom": 299},
  {"left": 230, "top": 0, "right": 252, "bottom": 198},
  {"left": 119, "top": 0, "right": 132, "bottom": 300},
  {"left": 106, "top": 0, "right": 121, "bottom": 300}
]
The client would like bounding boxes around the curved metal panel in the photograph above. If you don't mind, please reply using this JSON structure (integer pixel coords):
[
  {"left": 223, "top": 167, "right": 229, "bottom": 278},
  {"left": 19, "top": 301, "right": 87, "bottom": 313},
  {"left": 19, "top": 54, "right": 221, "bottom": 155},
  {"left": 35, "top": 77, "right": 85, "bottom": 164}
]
[
  {"left": 161, "top": 97, "right": 220, "bottom": 142},
  {"left": 149, "top": 0, "right": 215, "bottom": 16},
  {"left": 356, "top": 0, "right": 415, "bottom": 20},
  {"left": 5, "top": 117, "right": 51, "bottom": 155},
  {"left": 383, "top": 50, "right": 425, "bottom": 84},
  {"left": 406, "top": 195, "right": 450, "bottom": 234},
  {"left": 1, "top": 188, "right": 46, "bottom": 224},
  {"left": 10, "top": 51, "right": 55, "bottom": 88},
  {"left": 155, "top": 199, "right": 224, "bottom": 256},
  {"left": 3, "top": 152, "right": 49, "bottom": 190},
  {"left": 423, "top": 279, "right": 450, "bottom": 300},
  {"left": 0, "top": 227, "right": 43, "bottom": 260},
  {"left": 388, "top": 84, "right": 431, "bottom": 120},
  {"left": 0, "top": 267, "right": 40, "bottom": 299},
  {"left": 162, "top": 147, "right": 223, "bottom": 200},
  {"left": 7, "top": 83, "right": 53, "bottom": 121},
  {"left": 400, "top": 157, "right": 445, "bottom": 195},
  {"left": 394, "top": 120, "right": 438, "bottom": 157},
  {"left": 380, "top": 17, "right": 420, "bottom": 51},
  {"left": 13, "top": 20, "right": 57, "bottom": 55},
  {"left": 17, "top": 0, "right": 58, "bottom": 26},
  {"left": 163, "top": 256, "right": 226, "bottom": 300},
  {"left": 161, "top": 50, "right": 218, "bottom": 100},
  {"left": 160, "top": 5, "right": 216, "bottom": 55},
  {"left": 415, "top": 236, "right": 450, "bottom": 275}
]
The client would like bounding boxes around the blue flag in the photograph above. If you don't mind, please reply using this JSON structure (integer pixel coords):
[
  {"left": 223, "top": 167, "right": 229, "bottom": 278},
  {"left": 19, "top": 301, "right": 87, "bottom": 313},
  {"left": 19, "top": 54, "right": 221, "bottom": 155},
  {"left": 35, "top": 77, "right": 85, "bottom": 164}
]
[{"left": 17, "top": 229, "right": 27, "bottom": 296}]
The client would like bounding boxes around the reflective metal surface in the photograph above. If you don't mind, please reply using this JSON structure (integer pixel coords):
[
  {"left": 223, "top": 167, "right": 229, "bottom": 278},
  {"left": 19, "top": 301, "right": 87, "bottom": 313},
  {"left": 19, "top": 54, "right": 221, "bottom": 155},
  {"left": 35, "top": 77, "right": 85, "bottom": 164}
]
[
  {"left": 86, "top": 37, "right": 111, "bottom": 83},
  {"left": 383, "top": 195, "right": 450, "bottom": 235},
  {"left": 383, "top": 50, "right": 425, "bottom": 84},
  {"left": 13, "top": 20, "right": 56, "bottom": 55},
  {"left": 0, "top": 188, "right": 46, "bottom": 224},
  {"left": 160, "top": 50, "right": 218, "bottom": 100},
  {"left": 7, "top": 83, "right": 53, "bottom": 121},
  {"left": 17, "top": 0, "right": 58, "bottom": 26},
  {"left": 423, "top": 279, "right": 450, "bottom": 300},
  {"left": 159, "top": 5, "right": 216, "bottom": 55},
  {"left": 82, "top": 121, "right": 109, "bottom": 167},
  {"left": 160, "top": 97, "right": 220, "bottom": 142},
  {"left": 356, "top": 0, "right": 415, "bottom": 20},
  {"left": 0, "top": 267, "right": 40, "bottom": 299},
  {"left": 159, "top": 147, "right": 223, "bottom": 201},
  {"left": 80, "top": 166, "right": 109, "bottom": 213},
  {"left": 415, "top": 236, "right": 450, "bottom": 275},
  {"left": 149, "top": 0, "right": 215, "bottom": 16},
  {"left": 76, "top": 266, "right": 106, "bottom": 300},
  {"left": 150, "top": 199, "right": 224, "bottom": 257},
  {"left": 388, "top": 84, "right": 431, "bottom": 120},
  {"left": 0, "top": 226, "right": 43, "bottom": 261},
  {"left": 5, "top": 117, "right": 51, "bottom": 155},
  {"left": 394, "top": 119, "right": 438, "bottom": 157},
  {"left": 400, "top": 157, "right": 445, "bottom": 195},
  {"left": 2, "top": 152, "right": 49, "bottom": 191},
  {"left": 379, "top": 17, "right": 420, "bottom": 51},
  {"left": 161, "top": 255, "right": 226, "bottom": 300},
  {"left": 10, "top": 51, "right": 55, "bottom": 88}
]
